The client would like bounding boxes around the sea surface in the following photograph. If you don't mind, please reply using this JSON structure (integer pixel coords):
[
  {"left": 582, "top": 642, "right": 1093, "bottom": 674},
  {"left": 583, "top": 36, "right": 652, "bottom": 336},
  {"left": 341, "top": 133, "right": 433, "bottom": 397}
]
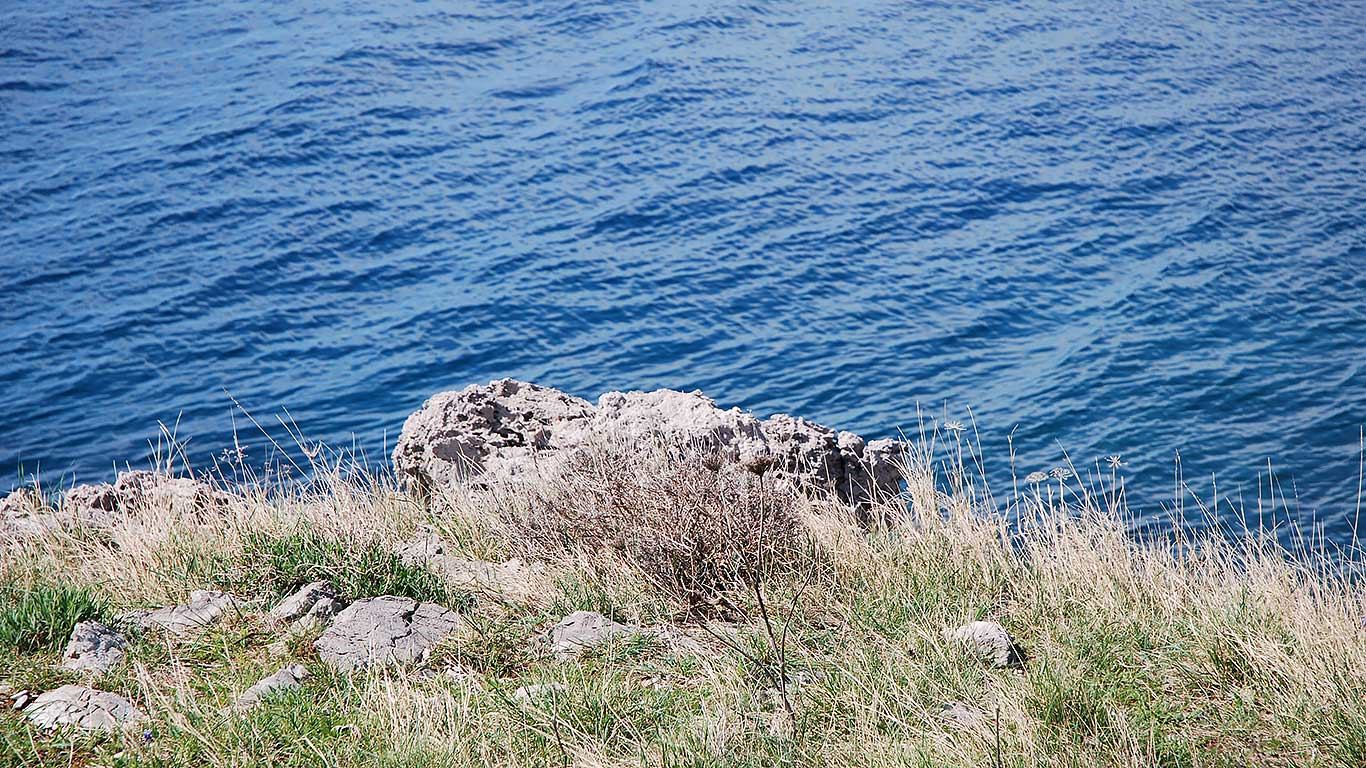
[{"left": 2, "top": 1, "right": 1364, "bottom": 542}]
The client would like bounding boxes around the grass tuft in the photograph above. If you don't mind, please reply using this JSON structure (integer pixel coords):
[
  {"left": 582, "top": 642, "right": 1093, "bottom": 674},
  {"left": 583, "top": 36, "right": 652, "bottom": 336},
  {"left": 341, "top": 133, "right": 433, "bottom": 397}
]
[{"left": 0, "top": 582, "right": 108, "bottom": 653}]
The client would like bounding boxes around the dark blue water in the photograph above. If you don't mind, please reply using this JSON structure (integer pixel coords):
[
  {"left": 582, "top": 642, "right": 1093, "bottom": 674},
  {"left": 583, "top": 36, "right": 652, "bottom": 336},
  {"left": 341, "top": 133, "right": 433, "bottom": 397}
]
[{"left": 3, "top": 1, "right": 1364, "bottom": 540}]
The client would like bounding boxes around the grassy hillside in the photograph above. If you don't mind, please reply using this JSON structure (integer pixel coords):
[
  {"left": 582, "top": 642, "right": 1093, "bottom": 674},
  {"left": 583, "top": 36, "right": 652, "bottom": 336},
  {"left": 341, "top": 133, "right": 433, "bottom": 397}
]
[{"left": 2, "top": 435, "right": 1363, "bottom": 767}]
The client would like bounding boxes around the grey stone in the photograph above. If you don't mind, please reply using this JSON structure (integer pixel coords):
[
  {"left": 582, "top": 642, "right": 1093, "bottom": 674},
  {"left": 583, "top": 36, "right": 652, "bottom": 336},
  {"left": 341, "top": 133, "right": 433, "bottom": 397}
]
[
  {"left": 393, "top": 531, "right": 543, "bottom": 599},
  {"left": 1, "top": 488, "right": 58, "bottom": 542},
  {"left": 268, "top": 581, "right": 338, "bottom": 625},
  {"left": 392, "top": 380, "right": 904, "bottom": 506},
  {"left": 60, "top": 621, "right": 127, "bottom": 674},
  {"left": 11, "top": 690, "right": 31, "bottom": 710},
  {"left": 232, "top": 664, "right": 310, "bottom": 711},
  {"left": 512, "top": 683, "right": 566, "bottom": 704},
  {"left": 549, "top": 611, "right": 635, "bottom": 656},
  {"left": 24, "top": 685, "right": 144, "bottom": 731},
  {"left": 313, "top": 596, "right": 462, "bottom": 672},
  {"left": 132, "top": 590, "right": 239, "bottom": 635},
  {"left": 62, "top": 471, "right": 229, "bottom": 529},
  {"left": 943, "top": 621, "right": 1023, "bottom": 668},
  {"left": 938, "top": 701, "right": 985, "bottom": 730}
]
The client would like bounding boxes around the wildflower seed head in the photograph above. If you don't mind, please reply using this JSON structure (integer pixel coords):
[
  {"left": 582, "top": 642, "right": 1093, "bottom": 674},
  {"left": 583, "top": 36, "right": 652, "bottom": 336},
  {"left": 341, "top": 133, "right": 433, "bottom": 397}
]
[
  {"left": 1106, "top": 454, "right": 1124, "bottom": 469},
  {"left": 1024, "top": 471, "right": 1047, "bottom": 485},
  {"left": 942, "top": 419, "right": 965, "bottom": 434},
  {"left": 1049, "top": 467, "right": 1073, "bottom": 481}
]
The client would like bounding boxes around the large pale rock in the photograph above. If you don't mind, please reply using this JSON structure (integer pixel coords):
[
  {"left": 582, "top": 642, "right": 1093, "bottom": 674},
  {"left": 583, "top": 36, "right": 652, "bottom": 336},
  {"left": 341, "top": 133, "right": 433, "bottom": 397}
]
[
  {"left": 943, "top": 621, "right": 1024, "bottom": 668},
  {"left": 313, "top": 596, "right": 462, "bottom": 672},
  {"left": 393, "top": 380, "right": 903, "bottom": 505},
  {"left": 549, "top": 611, "right": 635, "bottom": 656},
  {"left": 60, "top": 622, "right": 128, "bottom": 674},
  {"left": 130, "top": 590, "right": 239, "bottom": 635},
  {"left": 1, "top": 488, "right": 59, "bottom": 542},
  {"left": 24, "top": 685, "right": 144, "bottom": 731},
  {"left": 393, "top": 379, "right": 595, "bottom": 492},
  {"left": 61, "top": 471, "right": 229, "bottom": 529},
  {"left": 233, "top": 664, "right": 310, "bottom": 711}
]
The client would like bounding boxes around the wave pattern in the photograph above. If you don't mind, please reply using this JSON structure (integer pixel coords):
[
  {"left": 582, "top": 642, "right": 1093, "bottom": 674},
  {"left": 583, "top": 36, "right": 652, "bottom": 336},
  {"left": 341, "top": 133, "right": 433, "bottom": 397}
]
[{"left": 2, "top": 0, "right": 1364, "bottom": 540}]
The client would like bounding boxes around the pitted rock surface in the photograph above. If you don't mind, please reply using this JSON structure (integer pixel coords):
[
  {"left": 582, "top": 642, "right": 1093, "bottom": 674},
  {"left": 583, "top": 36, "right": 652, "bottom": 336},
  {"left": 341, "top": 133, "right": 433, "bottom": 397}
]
[
  {"left": 549, "top": 611, "right": 635, "bottom": 656},
  {"left": 24, "top": 685, "right": 144, "bottom": 731},
  {"left": 393, "top": 379, "right": 903, "bottom": 505},
  {"left": 131, "top": 590, "right": 239, "bottom": 635},
  {"left": 1, "top": 488, "right": 58, "bottom": 542},
  {"left": 60, "top": 622, "right": 128, "bottom": 674},
  {"left": 233, "top": 664, "right": 310, "bottom": 711},
  {"left": 313, "top": 595, "right": 462, "bottom": 672},
  {"left": 943, "top": 621, "right": 1024, "bottom": 668},
  {"left": 61, "top": 471, "right": 229, "bottom": 529}
]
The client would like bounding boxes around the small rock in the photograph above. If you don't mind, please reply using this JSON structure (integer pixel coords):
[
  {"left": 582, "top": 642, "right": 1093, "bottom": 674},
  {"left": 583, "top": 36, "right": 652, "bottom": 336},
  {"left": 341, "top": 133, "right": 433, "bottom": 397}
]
[
  {"left": 313, "top": 595, "right": 462, "bottom": 672},
  {"left": 131, "top": 590, "right": 239, "bottom": 635},
  {"left": 24, "top": 685, "right": 144, "bottom": 731},
  {"left": 938, "top": 701, "right": 985, "bottom": 730},
  {"left": 11, "top": 690, "right": 31, "bottom": 710},
  {"left": 60, "top": 621, "right": 127, "bottom": 674},
  {"left": 268, "top": 581, "right": 338, "bottom": 625},
  {"left": 943, "top": 621, "right": 1023, "bottom": 668},
  {"left": 232, "top": 664, "right": 310, "bottom": 711},
  {"left": 512, "top": 683, "right": 566, "bottom": 704},
  {"left": 393, "top": 531, "right": 544, "bottom": 599},
  {"left": 549, "top": 611, "right": 635, "bottom": 656}
]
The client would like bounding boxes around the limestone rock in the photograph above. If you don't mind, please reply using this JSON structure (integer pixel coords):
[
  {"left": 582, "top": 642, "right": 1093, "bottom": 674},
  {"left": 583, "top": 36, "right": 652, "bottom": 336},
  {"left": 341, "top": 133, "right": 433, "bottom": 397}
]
[
  {"left": 313, "top": 596, "right": 462, "bottom": 672},
  {"left": 24, "top": 685, "right": 144, "bottom": 731},
  {"left": 393, "top": 531, "right": 544, "bottom": 599},
  {"left": 512, "top": 683, "right": 566, "bottom": 704},
  {"left": 233, "top": 664, "right": 310, "bottom": 711},
  {"left": 392, "top": 380, "right": 904, "bottom": 506},
  {"left": 1, "top": 488, "right": 58, "bottom": 542},
  {"left": 943, "top": 621, "right": 1023, "bottom": 668},
  {"left": 269, "top": 581, "right": 339, "bottom": 625},
  {"left": 593, "top": 389, "right": 770, "bottom": 463},
  {"left": 60, "top": 621, "right": 128, "bottom": 674},
  {"left": 938, "top": 701, "right": 985, "bottom": 729},
  {"left": 393, "top": 379, "right": 596, "bottom": 492},
  {"left": 549, "top": 611, "right": 634, "bottom": 656},
  {"left": 130, "top": 590, "right": 239, "bottom": 635},
  {"left": 60, "top": 471, "right": 228, "bottom": 530}
]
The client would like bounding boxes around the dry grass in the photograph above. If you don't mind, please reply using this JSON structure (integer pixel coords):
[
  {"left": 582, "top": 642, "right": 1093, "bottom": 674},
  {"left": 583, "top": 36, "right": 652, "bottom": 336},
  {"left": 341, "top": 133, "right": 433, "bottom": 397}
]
[{"left": 1, "top": 429, "right": 1364, "bottom": 767}]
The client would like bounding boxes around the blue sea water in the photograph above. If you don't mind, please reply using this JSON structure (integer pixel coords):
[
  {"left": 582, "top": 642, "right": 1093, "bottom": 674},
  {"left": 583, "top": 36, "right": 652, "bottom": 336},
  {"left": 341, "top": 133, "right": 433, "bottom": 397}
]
[{"left": 2, "top": 1, "right": 1364, "bottom": 541}]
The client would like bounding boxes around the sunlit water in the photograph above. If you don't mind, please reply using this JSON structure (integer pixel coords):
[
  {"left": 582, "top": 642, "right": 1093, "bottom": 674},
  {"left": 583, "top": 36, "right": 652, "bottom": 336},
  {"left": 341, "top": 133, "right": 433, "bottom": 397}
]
[{"left": 3, "top": 1, "right": 1364, "bottom": 542}]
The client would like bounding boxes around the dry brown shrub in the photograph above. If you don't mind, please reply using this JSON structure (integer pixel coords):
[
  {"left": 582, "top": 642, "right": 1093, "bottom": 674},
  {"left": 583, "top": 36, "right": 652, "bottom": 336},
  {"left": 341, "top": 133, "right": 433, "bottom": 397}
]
[{"left": 505, "top": 440, "right": 807, "bottom": 614}]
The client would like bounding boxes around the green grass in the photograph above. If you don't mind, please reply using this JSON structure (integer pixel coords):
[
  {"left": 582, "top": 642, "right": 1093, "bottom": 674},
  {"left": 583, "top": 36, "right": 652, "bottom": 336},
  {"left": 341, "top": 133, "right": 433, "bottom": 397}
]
[
  {"left": 222, "top": 529, "right": 468, "bottom": 607},
  {"left": 0, "top": 582, "right": 108, "bottom": 654}
]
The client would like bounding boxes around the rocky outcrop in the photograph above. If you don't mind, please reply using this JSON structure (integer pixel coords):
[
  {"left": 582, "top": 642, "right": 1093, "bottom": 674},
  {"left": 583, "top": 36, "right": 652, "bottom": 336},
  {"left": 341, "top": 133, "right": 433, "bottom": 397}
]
[
  {"left": 24, "top": 685, "right": 144, "bottom": 731},
  {"left": 313, "top": 596, "right": 462, "bottom": 672},
  {"left": 0, "top": 488, "right": 58, "bottom": 543},
  {"left": 60, "top": 622, "right": 128, "bottom": 674},
  {"left": 127, "top": 590, "right": 240, "bottom": 635},
  {"left": 393, "top": 379, "right": 903, "bottom": 505},
  {"left": 233, "top": 664, "right": 310, "bottom": 711},
  {"left": 943, "top": 621, "right": 1024, "bottom": 668},
  {"left": 58, "top": 471, "right": 229, "bottom": 531}
]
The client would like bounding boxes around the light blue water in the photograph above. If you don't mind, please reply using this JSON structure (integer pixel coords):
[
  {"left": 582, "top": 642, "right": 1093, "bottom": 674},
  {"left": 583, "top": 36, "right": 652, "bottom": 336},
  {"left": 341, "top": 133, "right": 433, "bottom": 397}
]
[{"left": 2, "top": 1, "right": 1364, "bottom": 541}]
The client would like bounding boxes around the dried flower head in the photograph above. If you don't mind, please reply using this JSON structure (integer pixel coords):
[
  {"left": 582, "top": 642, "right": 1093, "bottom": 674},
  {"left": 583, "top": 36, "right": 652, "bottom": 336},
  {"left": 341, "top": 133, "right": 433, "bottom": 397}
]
[
  {"left": 1024, "top": 471, "right": 1048, "bottom": 485},
  {"left": 1049, "top": 467, "right": 1073, "bottom": 481},
  {"left": 1106, "top": 454, "right": 1124, "bottom": 469},
  {"left": 942, "top": 419, "right": 965, "bottom": 434}
]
